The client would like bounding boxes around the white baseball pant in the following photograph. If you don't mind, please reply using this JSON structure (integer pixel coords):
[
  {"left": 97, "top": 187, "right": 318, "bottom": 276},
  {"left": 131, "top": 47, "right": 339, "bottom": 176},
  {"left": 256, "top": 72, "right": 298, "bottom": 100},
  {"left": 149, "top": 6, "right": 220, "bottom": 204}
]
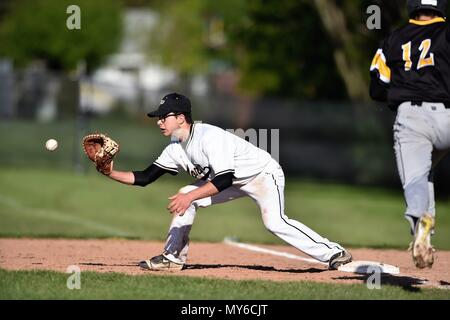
[{"left": 162, "top": 159, "right": 345, "bottom": 264}]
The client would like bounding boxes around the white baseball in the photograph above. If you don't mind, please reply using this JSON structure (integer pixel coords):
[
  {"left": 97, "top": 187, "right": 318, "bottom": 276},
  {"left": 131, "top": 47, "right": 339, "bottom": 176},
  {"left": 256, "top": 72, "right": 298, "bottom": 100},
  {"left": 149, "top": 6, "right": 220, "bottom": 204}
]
[{"left": 45, "top": 139, "right": 58, "bottom": 151}]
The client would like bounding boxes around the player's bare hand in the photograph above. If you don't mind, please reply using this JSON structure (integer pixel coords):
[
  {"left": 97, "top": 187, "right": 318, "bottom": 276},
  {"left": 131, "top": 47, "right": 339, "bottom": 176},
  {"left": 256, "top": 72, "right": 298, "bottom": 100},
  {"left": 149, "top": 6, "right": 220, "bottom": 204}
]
[{"left": 168, "top": 193, "right": 192, "bottom": 216}]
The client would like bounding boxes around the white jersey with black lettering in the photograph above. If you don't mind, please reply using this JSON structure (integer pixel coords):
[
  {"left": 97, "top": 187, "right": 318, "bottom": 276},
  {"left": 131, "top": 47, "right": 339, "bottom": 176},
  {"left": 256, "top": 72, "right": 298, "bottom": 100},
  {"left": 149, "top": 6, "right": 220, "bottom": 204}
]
[{"left": 153, "top": 123, "right": 273, "bottom": 185}]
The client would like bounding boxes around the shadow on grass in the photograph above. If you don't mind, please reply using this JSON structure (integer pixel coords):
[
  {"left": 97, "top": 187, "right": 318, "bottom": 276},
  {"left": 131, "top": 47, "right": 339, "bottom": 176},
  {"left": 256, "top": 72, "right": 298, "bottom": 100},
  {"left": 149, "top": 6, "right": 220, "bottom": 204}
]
[
  {"left": 333, "top": 273, "right": 427, "bottom": 292},
  {"left": 184, "top": 263, "right": 325, "bottom": 274}
]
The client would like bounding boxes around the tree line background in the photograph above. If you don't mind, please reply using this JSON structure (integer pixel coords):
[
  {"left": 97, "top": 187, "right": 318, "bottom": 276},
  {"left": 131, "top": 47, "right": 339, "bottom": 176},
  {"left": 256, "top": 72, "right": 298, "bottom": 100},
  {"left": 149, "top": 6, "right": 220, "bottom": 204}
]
[
  {"left": 0, "top": 0, "right": 449, "bottom": 194},
  {"left": 0, "top": 0, "right": 417, "bottom": 99}
]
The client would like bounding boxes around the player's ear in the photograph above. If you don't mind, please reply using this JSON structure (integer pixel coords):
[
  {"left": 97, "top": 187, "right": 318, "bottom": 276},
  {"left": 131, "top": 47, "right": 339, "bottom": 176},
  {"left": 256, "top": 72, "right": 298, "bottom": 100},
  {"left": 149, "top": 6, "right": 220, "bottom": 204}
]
[{"left": 177, "top": 114, "right": 186, "bottom": 125}]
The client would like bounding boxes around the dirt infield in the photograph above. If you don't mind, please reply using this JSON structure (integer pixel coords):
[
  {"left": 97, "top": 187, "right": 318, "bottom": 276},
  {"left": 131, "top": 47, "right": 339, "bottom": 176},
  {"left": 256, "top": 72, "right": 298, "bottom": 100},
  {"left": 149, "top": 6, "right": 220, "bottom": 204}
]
[{"left": 1, "top": 238, "right": 449, "bottom": 289}]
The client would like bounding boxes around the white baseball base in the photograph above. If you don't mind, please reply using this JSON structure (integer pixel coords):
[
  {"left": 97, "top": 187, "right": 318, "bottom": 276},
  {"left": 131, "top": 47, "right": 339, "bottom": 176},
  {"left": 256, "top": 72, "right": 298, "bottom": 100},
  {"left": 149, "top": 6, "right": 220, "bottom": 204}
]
[{"left": 337, "top": 260, "right": 400, "bottom": 274}]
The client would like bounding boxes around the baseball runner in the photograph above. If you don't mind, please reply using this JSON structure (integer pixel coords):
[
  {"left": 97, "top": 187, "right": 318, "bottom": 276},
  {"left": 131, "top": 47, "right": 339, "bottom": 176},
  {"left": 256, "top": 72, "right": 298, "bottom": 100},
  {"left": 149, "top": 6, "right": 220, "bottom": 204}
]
[
  {"left": 370, "top": 0, "right": 450, "bottom": 268},
  {"left": 83, "top": 92, "right": 352, "bottom": 271}
]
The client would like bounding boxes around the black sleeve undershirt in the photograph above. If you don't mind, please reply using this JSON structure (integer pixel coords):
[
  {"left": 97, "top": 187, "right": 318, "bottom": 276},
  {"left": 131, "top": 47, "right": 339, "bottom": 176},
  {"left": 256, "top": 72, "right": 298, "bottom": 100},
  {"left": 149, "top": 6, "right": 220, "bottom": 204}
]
[
  {"left": 369, "top": 72, "right": 389, "bottom": 102},
  {"left": 210, "top": 172, "right": 234, "bottom": 192},
  {"left": 132, "top": 164, "right": 177, "bottom": 187}
]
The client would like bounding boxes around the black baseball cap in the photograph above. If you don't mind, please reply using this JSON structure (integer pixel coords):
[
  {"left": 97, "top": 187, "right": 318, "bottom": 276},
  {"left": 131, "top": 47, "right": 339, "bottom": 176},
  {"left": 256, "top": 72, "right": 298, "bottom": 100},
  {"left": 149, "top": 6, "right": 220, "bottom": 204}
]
[
  {"left": 147, "top": 92, "right": 191, "bottom": 118},
  {"left": 407, "top": 0, "right": 447, "bottom": 18}
]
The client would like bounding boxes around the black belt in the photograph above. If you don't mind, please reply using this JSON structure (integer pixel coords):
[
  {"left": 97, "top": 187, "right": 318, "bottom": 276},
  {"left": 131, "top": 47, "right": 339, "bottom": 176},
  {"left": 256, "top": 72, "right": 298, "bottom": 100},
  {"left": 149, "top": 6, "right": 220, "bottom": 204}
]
[{"left": 410, "top": 101, "right": 450, "bottom": 109}]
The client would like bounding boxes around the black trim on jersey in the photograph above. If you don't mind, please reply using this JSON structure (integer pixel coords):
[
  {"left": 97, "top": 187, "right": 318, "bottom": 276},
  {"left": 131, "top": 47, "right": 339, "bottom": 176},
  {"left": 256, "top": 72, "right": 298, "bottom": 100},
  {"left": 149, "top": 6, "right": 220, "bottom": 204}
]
[
  {"left": 185, "top": 123, "right": 196, "bottom": 150},
  {"left": 153, "top": 161, "right": 179, "bottom": 173},
  {"left": 211, "top": 172, "right": 234, "bottom": 192},
  {"left": 271, "top": 174, "right": 341, "bottom": 261},
  {"left": 133, "top": 164, "right": 176, "bottom": 187},
  {"left": 215, "top": 169, "right": 235, "bottom": 176}
]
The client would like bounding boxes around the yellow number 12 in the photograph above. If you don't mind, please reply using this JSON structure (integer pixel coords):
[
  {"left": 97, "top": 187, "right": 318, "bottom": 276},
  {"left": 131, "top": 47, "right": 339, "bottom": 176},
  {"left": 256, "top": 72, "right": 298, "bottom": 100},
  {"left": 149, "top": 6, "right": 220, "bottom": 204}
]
[{"left": 401, "top": 39, "right": 435, "bottom": 71}]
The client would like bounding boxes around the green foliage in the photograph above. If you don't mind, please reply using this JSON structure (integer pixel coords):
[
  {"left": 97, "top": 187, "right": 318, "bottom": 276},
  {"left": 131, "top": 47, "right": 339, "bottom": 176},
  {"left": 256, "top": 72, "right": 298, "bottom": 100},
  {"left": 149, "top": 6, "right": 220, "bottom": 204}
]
[
  {"left": 1, "top": 269, "right": 449, "bottom": 299},
  {"left": 148, "top": 0, "right": 246, "bottom": 75},
  {"left": 149, "top": 0, "right": 348, "bottom": 99},
  {"left": 233, "top": 0, "right": 347, "bottom": 99},
  {"left": 148, "top": 0, "right": 450, "bottom": 100},
  {"left": 0, "top": 0, "right": 123, "bottom": 71}
]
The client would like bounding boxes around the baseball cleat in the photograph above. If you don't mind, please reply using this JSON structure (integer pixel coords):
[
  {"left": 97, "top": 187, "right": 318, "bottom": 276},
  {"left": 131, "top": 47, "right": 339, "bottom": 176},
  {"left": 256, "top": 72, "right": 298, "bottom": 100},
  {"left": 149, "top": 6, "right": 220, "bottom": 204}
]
[
  {"left": 139, "top": 254, "right": 184, "bottom": 271},
  {"left": 411, "top": 214, "right": 435, "bottom": 269},
  {"left": 329, "top": 250, "right": 353, "bottom": 270}
]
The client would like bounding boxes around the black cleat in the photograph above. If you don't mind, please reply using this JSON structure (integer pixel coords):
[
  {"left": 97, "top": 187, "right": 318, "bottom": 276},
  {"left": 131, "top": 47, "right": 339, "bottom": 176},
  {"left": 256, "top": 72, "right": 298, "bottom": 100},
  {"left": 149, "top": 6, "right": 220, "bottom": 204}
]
[
  {"left": 139, "top": 254, "right": 184, "bottom": 271},
  {"left": 329, "top": 250, "right": 352, "bottom": 270}
]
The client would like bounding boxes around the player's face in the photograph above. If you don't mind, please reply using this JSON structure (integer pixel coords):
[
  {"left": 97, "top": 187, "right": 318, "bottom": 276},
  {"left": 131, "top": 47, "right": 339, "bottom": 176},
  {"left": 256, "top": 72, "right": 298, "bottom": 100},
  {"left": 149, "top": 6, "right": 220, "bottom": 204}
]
[{"left": 156, "top": 113, "right": 180, "bottom": 136}]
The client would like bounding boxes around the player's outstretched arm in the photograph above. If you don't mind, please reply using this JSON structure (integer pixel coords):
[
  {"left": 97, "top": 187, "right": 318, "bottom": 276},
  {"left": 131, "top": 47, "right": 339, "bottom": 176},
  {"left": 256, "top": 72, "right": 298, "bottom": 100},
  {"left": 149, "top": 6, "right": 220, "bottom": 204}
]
[
  {"left": 108, "top": 170, "right": 136, "bottom": 185},
  {"left": 108, "top": 163, "right": 176, "bottom": 186}
]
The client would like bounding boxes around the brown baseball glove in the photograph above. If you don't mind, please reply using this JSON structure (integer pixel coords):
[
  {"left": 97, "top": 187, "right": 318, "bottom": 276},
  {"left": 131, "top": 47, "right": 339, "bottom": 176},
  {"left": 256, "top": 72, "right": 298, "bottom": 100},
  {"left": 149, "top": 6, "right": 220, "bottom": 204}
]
[{"left": 82, "top": 133, "right": 120, "bottom": 175}]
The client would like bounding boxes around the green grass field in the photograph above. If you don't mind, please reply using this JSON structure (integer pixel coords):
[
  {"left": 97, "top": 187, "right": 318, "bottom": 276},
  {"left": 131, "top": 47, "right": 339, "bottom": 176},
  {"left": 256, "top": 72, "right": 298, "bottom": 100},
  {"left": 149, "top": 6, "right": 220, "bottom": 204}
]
[
  {"left": 1, "top": 168, "right": 449, "bottom": 249},
  {"left": 1, "top": 168, "right": 450, "bottom": 299},
  {"left": 1, "top": 269, "right": 449, "bottom": 300},
  {"left": 1, "top": 119, "right": 449, "bottom": 300}
]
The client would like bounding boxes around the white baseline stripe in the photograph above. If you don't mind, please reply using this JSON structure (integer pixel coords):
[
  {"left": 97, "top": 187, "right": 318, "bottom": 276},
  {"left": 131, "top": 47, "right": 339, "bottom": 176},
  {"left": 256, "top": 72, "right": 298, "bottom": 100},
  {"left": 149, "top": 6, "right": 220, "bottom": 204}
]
[{"left": 223, "top": 237, "right": 328, "bottom": 266}]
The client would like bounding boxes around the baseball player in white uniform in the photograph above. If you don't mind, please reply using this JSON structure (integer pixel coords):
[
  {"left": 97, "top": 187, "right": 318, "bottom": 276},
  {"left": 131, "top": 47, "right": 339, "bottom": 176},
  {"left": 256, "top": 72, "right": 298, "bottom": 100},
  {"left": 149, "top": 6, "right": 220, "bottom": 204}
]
[{"left": 108, "top": 92, "right": 352, "bottom": 271}]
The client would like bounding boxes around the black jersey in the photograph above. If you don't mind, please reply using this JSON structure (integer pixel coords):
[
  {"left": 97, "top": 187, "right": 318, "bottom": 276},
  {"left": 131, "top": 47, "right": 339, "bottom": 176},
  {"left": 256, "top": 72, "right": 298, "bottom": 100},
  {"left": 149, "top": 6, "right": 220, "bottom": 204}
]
[{"left": 370, "top": 18, "right": 450, "bottom": 109}]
